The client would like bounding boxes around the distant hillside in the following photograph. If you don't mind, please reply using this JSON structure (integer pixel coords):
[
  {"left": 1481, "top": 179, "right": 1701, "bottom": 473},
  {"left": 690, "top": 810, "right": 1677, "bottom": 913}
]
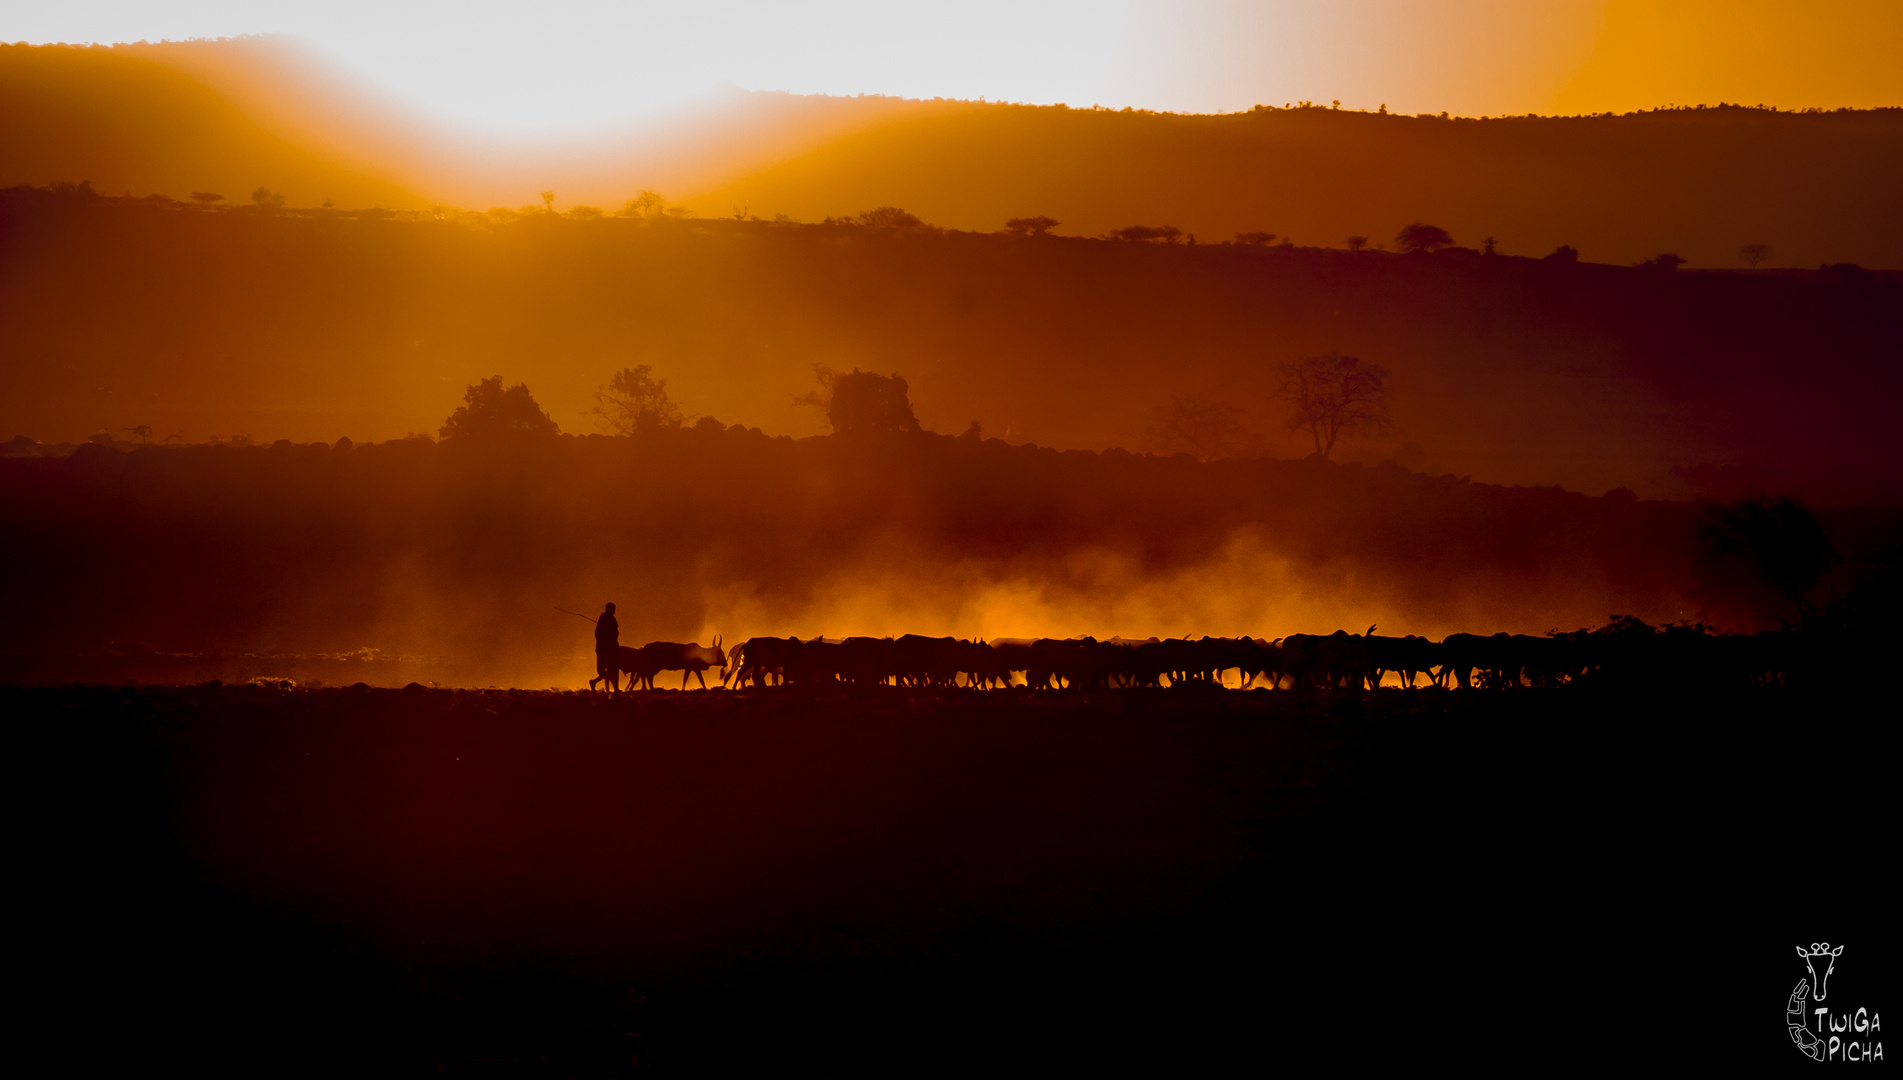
[
  {"left": 0, "top": 43, "right": 425, "bottom": 209},
  {"left": 4, "top": 191, "right": 1899, "bottom": 504},
  {"left": 690, "top": 99, "right": 1903, "bottom": 269},
  {"left": 3, "top": 39, "right": 1898, "bottom": 267}
]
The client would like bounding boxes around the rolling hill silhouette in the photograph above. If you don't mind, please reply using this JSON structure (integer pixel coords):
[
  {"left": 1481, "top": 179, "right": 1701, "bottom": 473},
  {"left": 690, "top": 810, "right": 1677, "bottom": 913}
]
[
  {"left": 0, "top": 43, "right": 424, "bottom": 210},
  {"left": 4, "top": 192, "right": 1899, "bottom": 504},
  {"left": 4, "top": 39, "right": 1898, "bottom": 268},
  {"left": 689, "top": 97, "right": 1903, "bottom": 270}
]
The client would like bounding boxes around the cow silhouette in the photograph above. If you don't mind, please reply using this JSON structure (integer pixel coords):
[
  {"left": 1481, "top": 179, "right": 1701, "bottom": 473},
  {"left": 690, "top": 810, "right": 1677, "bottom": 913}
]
[
  {"left": 629, "top": 622, "right": 1800, "bottom": 694},
  {"left": 590, "top": 645, "right": 656, "bottom": 692},
  {"left": 725, "top": 636, "right": 792, "bottom": 688},
  {"left": 592, "top": 638, "right": 726, "bottom": 690},
  {"left": 1363, "top": 626, "right": 1440, "bottom": 689},
  {"left": 1281, "top": 631, "right": 1370, "bottom": 689},
  {"left": 641, "top": 637, "right": 726, "bottom": 689}
]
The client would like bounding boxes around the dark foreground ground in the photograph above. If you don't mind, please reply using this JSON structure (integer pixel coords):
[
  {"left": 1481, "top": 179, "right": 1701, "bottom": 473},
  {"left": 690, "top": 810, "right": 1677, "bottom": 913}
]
[{"left": 12, "top": 683, "right": 1889, "bottom": 1074}]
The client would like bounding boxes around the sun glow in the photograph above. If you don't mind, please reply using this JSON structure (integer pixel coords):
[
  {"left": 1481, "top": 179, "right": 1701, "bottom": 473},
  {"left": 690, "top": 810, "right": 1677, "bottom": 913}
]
[{"left": 12, "top": 1, "right": 1898, "bottom": 136}]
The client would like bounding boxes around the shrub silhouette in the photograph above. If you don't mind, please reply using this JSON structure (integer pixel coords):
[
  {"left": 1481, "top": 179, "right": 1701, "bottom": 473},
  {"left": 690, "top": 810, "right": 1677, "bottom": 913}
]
[
  {"left": 1111, "top": 225, "right": 1182, "bottom": 243},
  {"left": 439, "top": 376, "right": 560, "bottom": 441},
  {"left": 1150, "top": 393, "right": 1254, "bottom": 460}
]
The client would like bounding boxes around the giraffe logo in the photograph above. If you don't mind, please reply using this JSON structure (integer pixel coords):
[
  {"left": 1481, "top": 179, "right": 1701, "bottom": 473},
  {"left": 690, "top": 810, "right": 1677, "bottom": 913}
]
[
  {"left": 1788, "top": 944, "right": 1884, "bottom": 1063},
  {"left": 1800, "top": 944, "right": 1844, "bottom": 1003},
  {"left": 1789, "top": 944, "right": 1843, "bottom": 1061}
]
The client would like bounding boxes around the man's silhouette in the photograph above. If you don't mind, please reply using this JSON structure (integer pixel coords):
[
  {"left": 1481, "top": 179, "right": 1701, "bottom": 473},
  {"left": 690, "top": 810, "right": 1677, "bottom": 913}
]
[{"left": 596, "top": 602, "right": 620, "bottom": 692}]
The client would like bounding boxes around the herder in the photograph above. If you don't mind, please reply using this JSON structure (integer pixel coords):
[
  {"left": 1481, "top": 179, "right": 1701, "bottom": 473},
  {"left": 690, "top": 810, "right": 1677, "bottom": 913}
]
[{"left": 595, "top": 601, "right": 620, "bottom": 691}]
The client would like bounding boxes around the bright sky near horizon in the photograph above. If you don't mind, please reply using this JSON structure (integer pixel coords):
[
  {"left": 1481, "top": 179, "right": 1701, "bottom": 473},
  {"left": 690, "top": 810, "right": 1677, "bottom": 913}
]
[{"left": 8, "top": 0, "right": 1900, "bottom": 130}]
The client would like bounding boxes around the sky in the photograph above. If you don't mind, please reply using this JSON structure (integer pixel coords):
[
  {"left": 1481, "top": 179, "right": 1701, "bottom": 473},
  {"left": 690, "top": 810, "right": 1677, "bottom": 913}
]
[{"left": 9, "top": 1, "right": 1899, "bottom": 132}]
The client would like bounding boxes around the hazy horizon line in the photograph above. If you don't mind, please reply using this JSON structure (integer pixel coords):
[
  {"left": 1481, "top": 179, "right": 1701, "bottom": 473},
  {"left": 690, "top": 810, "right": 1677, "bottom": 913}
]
[{"left": 12, "top": 38, "right": 1900, "bottom": 133}]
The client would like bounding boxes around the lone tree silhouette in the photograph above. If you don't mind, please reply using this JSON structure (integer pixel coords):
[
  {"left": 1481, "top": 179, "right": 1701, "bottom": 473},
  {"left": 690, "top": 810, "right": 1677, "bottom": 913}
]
[
  {"left": 1698, "top": 495, "right": 1838, "bottom": 608},
  {"left": 1274, "top": 352, "right": 1391, "bottom": 459},
  {"left": 1344, "top": 235, "right": 1368, "bottom": 252},
  {"left": 1740, "top": 243, "right": 1772, "bottom": 269},
  {"left": 1004, "top": 216, "right": 1060, "bottom": 237},
  {"left": 440, "top": 377, "right": 560, "bottom": 441},
  {"left": 858, "top": 207, "right": 926, "bottom": 230},
  {"left": 794, "top": 366, "right": 921, "bottom": 435},
  {"left": 592, "top": 365, "right": 685, "bottom": 434},
  {"left": 1394, "top": 223, "right": 1454, "bottom": 254},
  {"left": 618, "top": 190, "right": 667, "bottom": 219},
  {"left": 250, "top": 187, "right": 286, "bottom": 209}
]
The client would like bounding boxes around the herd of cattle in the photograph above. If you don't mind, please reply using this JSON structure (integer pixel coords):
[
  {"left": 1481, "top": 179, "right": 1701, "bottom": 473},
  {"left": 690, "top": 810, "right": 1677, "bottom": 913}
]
[{"left": 594, "top": 623, "right": 1794, "bottom": 692}]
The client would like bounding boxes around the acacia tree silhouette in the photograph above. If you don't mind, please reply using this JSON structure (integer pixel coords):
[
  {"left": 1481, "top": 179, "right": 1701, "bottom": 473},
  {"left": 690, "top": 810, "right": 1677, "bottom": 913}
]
[
  {"left": 794, "top": 366, "right": 921, "bottom": 434},
  {"left": 1003, "top": 216, "right": 1060, "bottom": 237},
  {"left": 440, "top": 377, "right": 560, "bottom": 440},
  {"left": 1740, "top": 243, "right": 1772, "bottom": 269},
  {"left": 592, "top": 366, "right": 685, "bottom": 434},
  {"left": 859, "top": 207, "right": 926, "bottom": 229},
  {"left": 1394, "top": 223, "right": 1453, "bottom": 254},
  {"left": 618, "top": 190, "right": 667, "bottom": 219},
  {"left": 1274, "top": 352, "right": 1391, "bottom": 459}
]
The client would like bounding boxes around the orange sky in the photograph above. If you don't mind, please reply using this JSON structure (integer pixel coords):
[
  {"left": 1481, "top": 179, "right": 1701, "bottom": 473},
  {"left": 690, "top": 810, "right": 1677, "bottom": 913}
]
[
  {"left": 1554, "top": 0, "right": 1903, "bottom": 114},
  {"left": 14, "top": 1, "right": 1900, "bottom": 131}
]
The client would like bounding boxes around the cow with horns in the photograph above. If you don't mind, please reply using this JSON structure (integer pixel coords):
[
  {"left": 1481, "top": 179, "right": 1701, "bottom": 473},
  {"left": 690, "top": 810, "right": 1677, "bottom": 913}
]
[{"left": 593, "top": 637, "right": 726, "bottom": 691}]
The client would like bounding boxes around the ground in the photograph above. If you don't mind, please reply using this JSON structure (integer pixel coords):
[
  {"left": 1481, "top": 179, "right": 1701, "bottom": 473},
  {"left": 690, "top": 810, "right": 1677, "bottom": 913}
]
[{"left": 11, "top": 682, "right": 1886, "bottom": 1075}]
